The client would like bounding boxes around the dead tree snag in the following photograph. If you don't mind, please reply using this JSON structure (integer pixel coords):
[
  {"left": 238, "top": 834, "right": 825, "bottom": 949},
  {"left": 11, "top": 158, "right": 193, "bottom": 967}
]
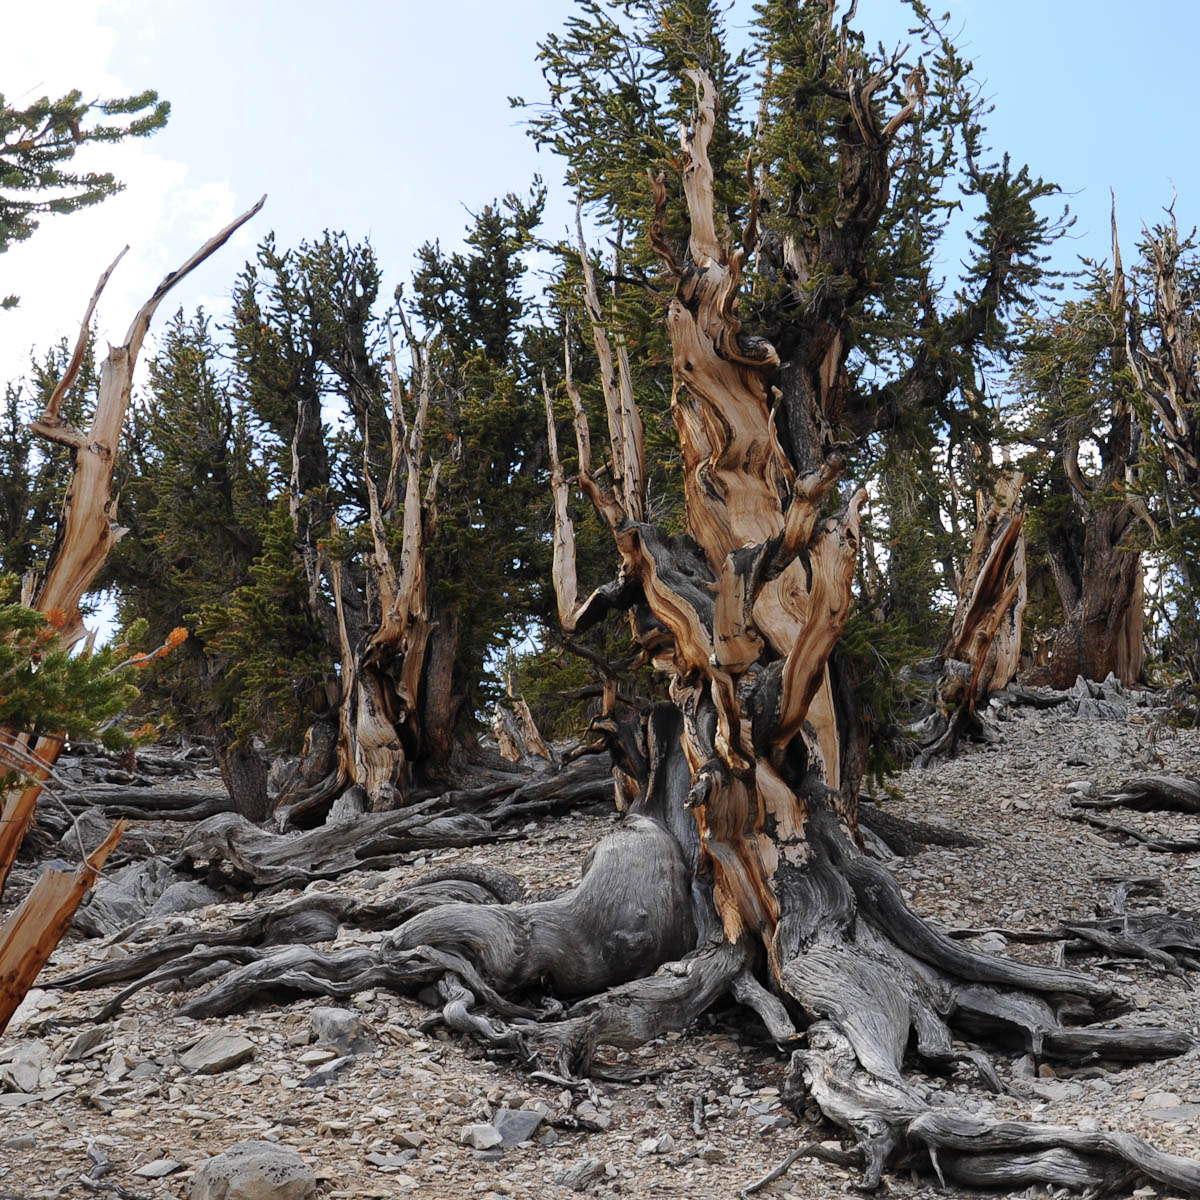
[
  {"left": 0, "top": 199, "right": 265, "bottom": 1022},
  {"left": 917, "top": 469, "right": 1028, "bottom": 762}
]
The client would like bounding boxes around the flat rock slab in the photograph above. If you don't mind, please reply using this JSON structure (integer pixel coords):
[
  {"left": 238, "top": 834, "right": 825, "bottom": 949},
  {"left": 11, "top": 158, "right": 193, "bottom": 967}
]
[
  {"left": 179, "top": 1033, "right": 255, "bottom": 1074},
  {"left": 460, "top": 1122, "right": 503, "bottom": 1150},
  {"left": 189, "top": 1141, "right": 315, "bottom": 1200},
  {"left": 299, "top": 1054, "right": 353, "bottom": 1088},
  {"left": 1147, "top": 1103, "right": 1200, "bottom": 1123},
  {"left": 133, "top": 1158, "right": 183, "bottom": 1178},
  {"left": 491, "top": 1106, "right": 545, "bottom": 1147}
]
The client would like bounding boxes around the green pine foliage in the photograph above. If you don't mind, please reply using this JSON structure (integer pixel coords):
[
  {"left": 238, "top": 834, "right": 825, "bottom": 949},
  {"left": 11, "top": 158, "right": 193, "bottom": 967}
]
[
  {"left": 0, "top": 336, "right": 100, "bottom": 579},
  {"left": 1, "top": 88, "right": 169, "bottom": 305},
  {"left": 0, "top": 578, "right": 142, "bottom": 780},
  {"left": 106, "top": 309, "right": 269, "bottom": 736},
  {"left": 410, "top": 188, "right": 560, "bottom": 714},
  {"left": 195, "top": 498, "right": 330, "bottom": 748}
]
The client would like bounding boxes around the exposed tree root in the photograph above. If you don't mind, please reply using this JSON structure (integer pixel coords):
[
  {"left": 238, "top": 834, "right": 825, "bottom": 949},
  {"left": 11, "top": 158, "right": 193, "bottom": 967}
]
[
  {"left": 163, "top": 755, "right": 610, "bottom": 888},
  {"left": 1076, "top": 774, "right": 1200, "bottom": 814},
  {"left": 793, "top": 1036, "right": 1200, "bottom": 1193},
  {"left": 950, "top": 877, "right": 1200, "bottom": 976},
  {"left": 51, "top": 784, "right": 1200, "bottom": 1193},
  {"left": 857, "top": 802, "right": 982, "bottom": 857},
  {"left": 1063, "top": 774, "right": 1200, "bottom": 852},
  {"left": 49, "top": 787, "right": 237, "bottom": 823}
]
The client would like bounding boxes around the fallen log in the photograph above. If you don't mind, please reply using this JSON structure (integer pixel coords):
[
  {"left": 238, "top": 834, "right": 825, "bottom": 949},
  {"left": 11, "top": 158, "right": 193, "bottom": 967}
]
[
  {"left": 0, "top": 822, "right": 125, "bottom": 1034},
  {"left": 1061, "top": 774, "right": 1200, "bottom": 852}
]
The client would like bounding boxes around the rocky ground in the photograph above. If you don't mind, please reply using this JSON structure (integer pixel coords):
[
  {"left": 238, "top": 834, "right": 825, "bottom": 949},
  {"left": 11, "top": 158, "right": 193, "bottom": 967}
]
[{"left": 3, "top": 695, "right": 1200, "bottom": 1200}]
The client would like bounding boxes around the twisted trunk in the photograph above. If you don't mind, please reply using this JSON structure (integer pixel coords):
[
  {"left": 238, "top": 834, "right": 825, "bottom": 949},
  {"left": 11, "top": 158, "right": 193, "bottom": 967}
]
[
  {"left": 60, "top": 63, "right": 1200, "bottom": 1196},
  {"left": 278, "top": 326, "right": 447, "bottom": 825}
]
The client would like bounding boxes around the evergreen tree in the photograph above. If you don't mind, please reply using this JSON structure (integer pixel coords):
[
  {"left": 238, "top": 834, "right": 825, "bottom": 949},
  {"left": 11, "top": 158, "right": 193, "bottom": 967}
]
[
  {"left": 521, "top": 0, "right": 1068, "bottom": 774},
  {"left": 1, "top": 87, "right": 169, "bottom": 305},
  {"left": 1015, "top": 260, "right": 1144, "bottom": 686},
  {"left": 108, "top": 310, "right": 268, "bottom": 735},
  {"left": 408, "top": 188, "right": 557, "bottom": 748}
]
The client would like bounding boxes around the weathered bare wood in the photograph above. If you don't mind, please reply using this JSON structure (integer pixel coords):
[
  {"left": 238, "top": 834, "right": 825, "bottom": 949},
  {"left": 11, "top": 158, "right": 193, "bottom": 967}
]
[
  {"left": 30, "top": 197, "right": 266, "bottom": 648},
  {"left": 1059, "top": 771, "right": 1200, "bottom": 857},
  {"left": 574, "top": 198, "right": 645, "bottom": 522},
  {"left": 543, "top": 370, "right": 580, "bottom": 628},
  {"left": 942, "top": 470, "right": 1027, "bottom": 704},
  {"left": 294, "top": 315, "right": 441, "bottom": 818},
  {"left": 0, "top": 737, "right": 58, "bottom": 897},
  {"left": 1, "top": 199, "right": 266, "bottom": 894},
  {"left": 0, "top": 821, "right": 124, "bottom": 1034}
]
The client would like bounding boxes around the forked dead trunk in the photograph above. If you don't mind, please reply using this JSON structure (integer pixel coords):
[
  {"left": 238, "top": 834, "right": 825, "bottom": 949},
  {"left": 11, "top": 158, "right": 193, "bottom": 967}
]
[
  {"left": 918, "top": 470, "right": 1028, "bottom": 761},
  {"left": 0, "top": 200, "right": 265, "bottom": 1025}
]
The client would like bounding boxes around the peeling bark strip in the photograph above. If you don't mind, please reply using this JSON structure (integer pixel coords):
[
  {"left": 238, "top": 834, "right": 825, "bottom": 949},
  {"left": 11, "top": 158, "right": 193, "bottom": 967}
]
[{"left": 0, "top": 820, "right": 124, "bottom": 1034}]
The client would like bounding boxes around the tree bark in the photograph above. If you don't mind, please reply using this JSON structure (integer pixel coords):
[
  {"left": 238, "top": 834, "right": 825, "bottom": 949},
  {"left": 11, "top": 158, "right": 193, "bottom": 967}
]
[
  {"left": 1030, "top": 208, "right": 1144, "bottom": 688},
  {"left": 1034, "top": 517, "right": 1143, "bottom": 689},
  {"left": 213, "top": 725, "right": 272, "bottom": 823},
  {"left": 941, "top": 470, "right": 1027, "bottom": 703}
]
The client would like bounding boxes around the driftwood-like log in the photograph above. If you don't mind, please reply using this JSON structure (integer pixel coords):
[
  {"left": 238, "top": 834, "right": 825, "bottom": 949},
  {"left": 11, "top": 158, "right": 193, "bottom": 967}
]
[
  {"left": 170, "top": 755, "right": 611, "bottom": 888},
  {"left": 1062, "top": 774, "right": 1200, "bottom": 852},
  {"left": 0, "top": 821, "right": 124, "bottom": 1033}
]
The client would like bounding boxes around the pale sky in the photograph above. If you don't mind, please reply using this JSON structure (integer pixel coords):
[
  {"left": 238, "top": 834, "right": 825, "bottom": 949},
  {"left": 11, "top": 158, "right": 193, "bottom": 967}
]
[{"left": 2, "top": 0, "right": 1197, "bottom": 386}]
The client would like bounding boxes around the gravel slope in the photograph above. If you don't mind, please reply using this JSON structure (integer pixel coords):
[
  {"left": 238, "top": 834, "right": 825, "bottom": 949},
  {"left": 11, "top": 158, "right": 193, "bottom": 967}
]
[{"left": 2, "top": 701, "right": 1199, "bottom": 1200}]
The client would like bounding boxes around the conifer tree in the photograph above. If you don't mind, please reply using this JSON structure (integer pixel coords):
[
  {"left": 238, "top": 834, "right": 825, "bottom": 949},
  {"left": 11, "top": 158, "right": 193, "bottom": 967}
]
[
  {"left": 1, "top": 88, "right": 169, "bottom": 305},
  {"left": 1016, "top": 256, "right": 1144, "bottom": 686}
]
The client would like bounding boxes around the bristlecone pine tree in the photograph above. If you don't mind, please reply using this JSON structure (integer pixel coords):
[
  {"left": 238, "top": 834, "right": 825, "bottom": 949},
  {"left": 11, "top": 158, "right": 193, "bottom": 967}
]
[
  {"left": 1017, "top": 217, "right": 1144, "bottom": 689},
  {"left": 43, "top": 7, "right": 1200, "bottom": 1191},
  {"left": 143, "top": 45, "right": 1200, "bottom": 1195},
  {"left": 452, "top": 61, "right": 1191, "bottom": 1191}
]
